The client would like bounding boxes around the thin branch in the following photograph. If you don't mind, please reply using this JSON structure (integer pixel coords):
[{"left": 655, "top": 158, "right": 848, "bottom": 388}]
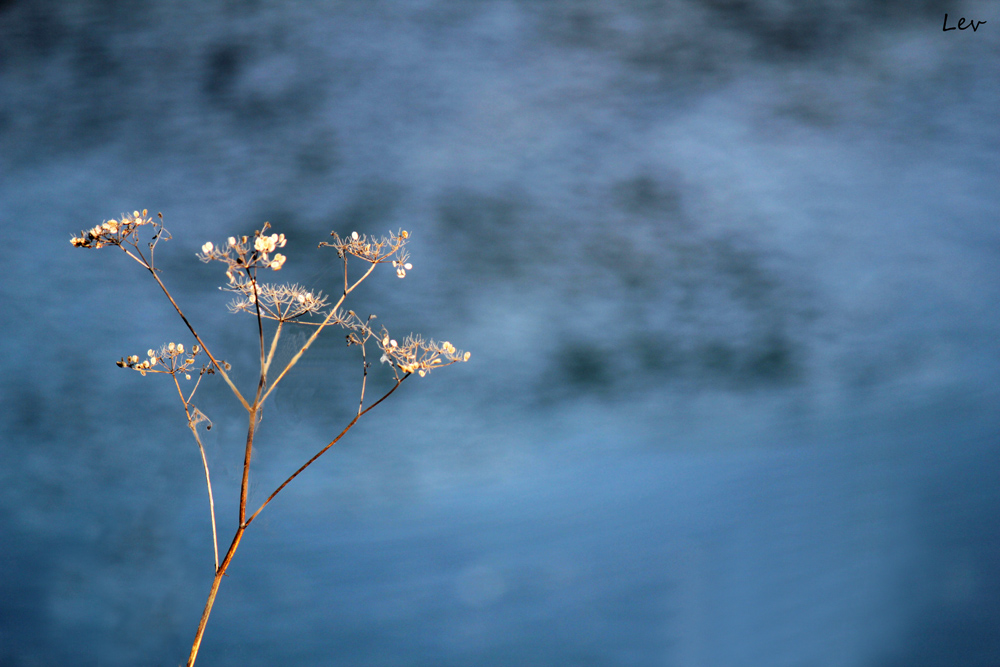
[
  {"left": 357, "top": 315, "right": 375, "bottom": 416},
  {"left": 185, "top": 370, "right": 206, "bottom": 405},
  {"left": 244, "top": 375, "right": 408, "bottom": 527},
  {"left": 189, "top": 419, "right": 219, "bottom": 571},
  {"left": 118, "top": 240, "right": 250, "bottom": 412},
  {"left": 358, "top": 347, "right": 369, "bottom": 416},
  {"left": 249, "top": 267, "right": 267, "bottom": 379},
  {"left": 146, "top": 266, "right": 250, "bottom": 412},
  {"left": 264, "top": 321, "right": 284, "bottom": 376},
  {"left": 172, "top": 373, "right": 219, "bottom": 571}
]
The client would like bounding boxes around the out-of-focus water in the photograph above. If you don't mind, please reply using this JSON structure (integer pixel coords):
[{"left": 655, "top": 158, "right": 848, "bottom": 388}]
[{"left": 1, "top": 1, "right": 998, "bottom": 665}]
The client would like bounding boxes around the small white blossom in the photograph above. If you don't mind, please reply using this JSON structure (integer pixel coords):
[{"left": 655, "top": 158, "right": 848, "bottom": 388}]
[
  {"left": 202, "top": 241, "right": 214, "bottom": 254},
  {"left": 228, "top": 236, "right": 237, "bottom": 246},
  {"left": 176, "top": 343, "right": 184, "bottom": 353},
  {"left": 351, "top": 231, "right": 359, "bottom": 241}
]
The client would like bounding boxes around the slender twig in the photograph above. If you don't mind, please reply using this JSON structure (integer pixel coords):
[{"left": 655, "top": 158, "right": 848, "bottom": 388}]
[
  {"left": 171, "top": 373, "right": 219, "bottom": 571},
  {"left": 189, "top": 422, "right": 219, "bottom": 571},
  {"left": 245, "top": 376, "right": 408, "bottom": 527},
  {"left": 357, "top": 315, "right": 374, "bottom": 416},
  {"left": 119, "top": 247, "right": 250, "bottom": 413},
  {"left": 264, "top": 321, "right": 284, "bottom": 376}
]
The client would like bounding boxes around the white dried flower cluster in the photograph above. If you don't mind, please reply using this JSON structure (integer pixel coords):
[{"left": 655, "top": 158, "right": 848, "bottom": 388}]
[
  {"left": 376, "top": 331, "right": 470, "bottom": 378},
  {"left": 70, "top": 209, "right": 157, "bottom": 249},
  {"left": 198, "top": 223, "right": 288, "bottom": 282},
  {"left": 319, "top": 229, "right": 411, "bottom": 272},
  {"left": 392, "top": 259, "right": 413, "bottom": 279},
  {"left": 227, "top": 281, "right": 331, "bottom": 322},
  {"left": 117, "top": 342, "right": 224, "bottom": 378}
]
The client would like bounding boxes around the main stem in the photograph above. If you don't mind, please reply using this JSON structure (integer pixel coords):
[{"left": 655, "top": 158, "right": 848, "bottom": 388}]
[
  {"left": 187, "top": 526, "right": 245, "bottom": 666},
  {"left": 188, "top": 396, "right": 261, "bottom": 666}
]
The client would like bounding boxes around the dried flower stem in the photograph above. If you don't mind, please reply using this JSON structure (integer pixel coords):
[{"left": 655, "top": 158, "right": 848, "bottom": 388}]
[{"left": 72, "top": 215, "right": 468, "bottom": 666}]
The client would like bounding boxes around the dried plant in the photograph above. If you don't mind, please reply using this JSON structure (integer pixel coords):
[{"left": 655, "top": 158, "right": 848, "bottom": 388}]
[{"left": 71, "top": 211, "right": 469, "bottom": 665}]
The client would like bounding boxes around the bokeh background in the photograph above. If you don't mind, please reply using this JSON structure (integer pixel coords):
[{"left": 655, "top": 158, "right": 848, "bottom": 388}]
[{"left": 2, "top": 1, "right": 998, "bottom": 665}]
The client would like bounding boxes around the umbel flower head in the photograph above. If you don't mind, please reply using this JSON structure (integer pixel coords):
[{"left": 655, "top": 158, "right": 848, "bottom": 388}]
[
  {"left": 70, "top": 210, "right": 158, "bottom": 249},
  {"left": 375, "top": 330, "right": 470, "bottom": 378},
  {"left": 320, "top": 229, "right": 411, "bottom": 276},
  {"left": 330, "top": 311, "right": 471, "bottom": 378},
  {"left": 227, "top": 281, "right": 331, "bottom": 323},
  {"left": 198, "top": 222, "right": 288, "bottom": 283},
  {"left": 117, "top": 342, "right": 226, "bottom": 378}
]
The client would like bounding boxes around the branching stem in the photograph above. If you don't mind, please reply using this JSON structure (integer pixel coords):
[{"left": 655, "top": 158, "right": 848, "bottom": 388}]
[{"left": 75, "top": 220, "right": 463, "bottom": 667}]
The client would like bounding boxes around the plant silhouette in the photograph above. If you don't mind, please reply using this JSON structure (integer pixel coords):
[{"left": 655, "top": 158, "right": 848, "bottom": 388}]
[{"left": 71, "top": 211, "right": 469, "bottom": 665}]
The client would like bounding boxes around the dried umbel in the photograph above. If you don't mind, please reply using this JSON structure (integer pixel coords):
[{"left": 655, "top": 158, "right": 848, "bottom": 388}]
[
  {"left": 70, "top": 212, "right": 469, "bottom": 666},
  {"left": 320, "top": 228, "right": 411, "bottom": 272},
  {"left": 226, "top": 281, "right": 331, "bottom": 322},
  {"left": 197, "top": 222, "right": 289, "bottom": 282},
  {"left": 378, "top": 332, "right": 471, "bottom": 378},
  {"left": 70, "top": 209, "right": 163, "bottom": 249},
  {"left": 116, "top": 342, "right": 221, "bottom": 378}
]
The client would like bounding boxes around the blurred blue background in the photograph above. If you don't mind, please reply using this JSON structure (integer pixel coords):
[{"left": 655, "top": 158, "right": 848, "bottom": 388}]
[{"left": 2, "top": 1, "right": 999, "bottom": 665}]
